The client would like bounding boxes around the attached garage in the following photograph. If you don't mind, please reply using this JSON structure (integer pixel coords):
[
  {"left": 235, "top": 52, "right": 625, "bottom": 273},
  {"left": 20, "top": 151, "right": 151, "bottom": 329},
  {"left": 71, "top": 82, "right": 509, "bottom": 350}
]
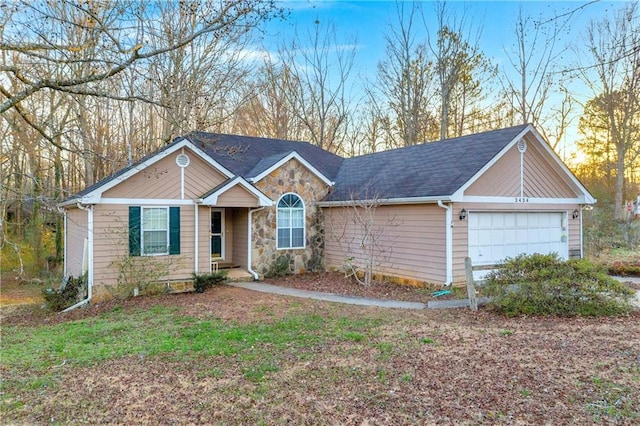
[
  {"left": 467, "top": 211, "right": 567, "bottom": 278},
  {"left": 322, "top": 123, "right": 595, "bottom": 286}
]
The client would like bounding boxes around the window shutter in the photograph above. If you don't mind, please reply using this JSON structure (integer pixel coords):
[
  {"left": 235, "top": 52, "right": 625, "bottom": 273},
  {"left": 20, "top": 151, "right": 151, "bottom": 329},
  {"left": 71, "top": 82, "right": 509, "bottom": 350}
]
[
  {"left": 169, "top": 207, "right": 180, "bottom": 255},
  {"left": 129, "top": 206, "right": 141, "bottom": 256}
]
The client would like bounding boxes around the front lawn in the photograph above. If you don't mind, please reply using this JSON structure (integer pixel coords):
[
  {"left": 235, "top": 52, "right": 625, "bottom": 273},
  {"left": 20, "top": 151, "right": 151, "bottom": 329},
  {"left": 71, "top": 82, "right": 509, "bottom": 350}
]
[{"left": 2, "top": 286, "right": 639, "bottom": 424}]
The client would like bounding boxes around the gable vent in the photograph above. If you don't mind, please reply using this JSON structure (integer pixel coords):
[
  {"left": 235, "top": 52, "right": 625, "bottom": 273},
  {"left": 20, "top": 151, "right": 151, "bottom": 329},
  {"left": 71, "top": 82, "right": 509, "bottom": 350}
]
[
  {"left": 517, "top": 139, "right": 527, "bottom": 153},
  {"left": 176, "top": 153, "right": 190, "bottom": 168}
]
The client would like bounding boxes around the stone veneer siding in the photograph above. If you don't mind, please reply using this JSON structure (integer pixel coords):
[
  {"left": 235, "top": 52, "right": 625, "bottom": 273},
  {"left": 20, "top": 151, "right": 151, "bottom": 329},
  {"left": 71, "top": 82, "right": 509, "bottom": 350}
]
[{"left": 253, "top": 159, "right": 329, "bottom": 277}]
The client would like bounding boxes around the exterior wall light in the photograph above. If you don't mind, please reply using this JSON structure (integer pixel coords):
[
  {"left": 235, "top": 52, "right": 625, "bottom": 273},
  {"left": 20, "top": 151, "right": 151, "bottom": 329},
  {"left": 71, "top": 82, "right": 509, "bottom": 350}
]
[
  {"left": 459, "top": 208, "right": 467, "bottom": 220},
  {"left": 572, "top": 209, "right": 579, "bottom": 219}
]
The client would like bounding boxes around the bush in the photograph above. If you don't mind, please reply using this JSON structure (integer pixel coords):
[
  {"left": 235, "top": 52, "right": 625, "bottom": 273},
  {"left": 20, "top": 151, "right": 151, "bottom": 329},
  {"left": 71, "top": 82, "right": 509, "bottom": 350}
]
[
  {"left": 484, "top": 253, "right": 635, "bottom": 317},
  {"left": 193, "top": 271, "right": 228, "bottom": 293},
  {"left": 42, "top": 275, "right": 86, "bottom": 312},
  {"left": 265, "top": 255, "right": 291, "bottom": 278},
  {"left": 607, "top": 260, "right": 640, "bottom": 277}
]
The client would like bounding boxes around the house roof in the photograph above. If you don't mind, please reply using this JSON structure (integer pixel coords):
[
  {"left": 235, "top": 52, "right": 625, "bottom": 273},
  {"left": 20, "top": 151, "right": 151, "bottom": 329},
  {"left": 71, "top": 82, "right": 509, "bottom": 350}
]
[
  {"left": 63, "top": 123, "right": 594, "bottom": 207},
  {"left": 62, "top": 132, "right": 343, "bottom": 205},
  {"left": 187, "top": 132, "right": 344, "bottom": 181},
  {"left": 323, "top": 124, "right": 531, "bottom": 202}
]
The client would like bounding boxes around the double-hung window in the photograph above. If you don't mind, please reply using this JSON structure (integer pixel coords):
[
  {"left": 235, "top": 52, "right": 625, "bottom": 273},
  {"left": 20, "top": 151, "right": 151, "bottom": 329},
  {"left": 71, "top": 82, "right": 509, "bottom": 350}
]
[
  {"left": 142, "top": 207, "right": 169, "bottom": 255},
  {"left": 277, "top": 193, "right": 305, "bottom": 249},
  {"left": 129, "top": 206, "right": 180, "bottom": 256}
]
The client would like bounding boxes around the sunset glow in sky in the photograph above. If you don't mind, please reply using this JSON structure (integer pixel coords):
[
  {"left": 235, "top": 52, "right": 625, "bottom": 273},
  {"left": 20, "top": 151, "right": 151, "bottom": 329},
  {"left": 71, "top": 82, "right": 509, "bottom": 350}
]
[{"left": 257, "top": 1, "right": 629, "bottom": 162}]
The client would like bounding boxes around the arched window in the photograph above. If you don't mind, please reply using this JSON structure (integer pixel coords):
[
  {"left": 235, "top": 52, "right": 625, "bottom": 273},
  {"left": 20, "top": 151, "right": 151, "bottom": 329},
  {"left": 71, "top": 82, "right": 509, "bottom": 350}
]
[{"left": 277, "top": 193, "right": 305, "bottom": 249}]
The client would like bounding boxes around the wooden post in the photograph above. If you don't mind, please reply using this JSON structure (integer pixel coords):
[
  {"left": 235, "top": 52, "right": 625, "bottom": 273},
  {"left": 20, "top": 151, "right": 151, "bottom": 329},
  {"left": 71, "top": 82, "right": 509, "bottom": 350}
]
[{"left": 465, "top": 257, "right": 478, "bottom": 311}]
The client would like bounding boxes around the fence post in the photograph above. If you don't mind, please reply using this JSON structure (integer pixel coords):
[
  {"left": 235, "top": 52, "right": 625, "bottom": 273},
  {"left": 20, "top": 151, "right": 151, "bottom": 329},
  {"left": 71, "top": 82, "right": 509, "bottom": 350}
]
[{"left": 465, "top": 257, "right": 478, "bottom": 311}]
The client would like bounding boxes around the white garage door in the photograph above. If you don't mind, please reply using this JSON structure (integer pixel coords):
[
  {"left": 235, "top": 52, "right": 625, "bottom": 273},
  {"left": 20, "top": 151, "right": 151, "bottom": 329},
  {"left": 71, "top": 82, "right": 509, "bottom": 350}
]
[{"left": 468, "top": 212, "right": 567, "bottom": 266}]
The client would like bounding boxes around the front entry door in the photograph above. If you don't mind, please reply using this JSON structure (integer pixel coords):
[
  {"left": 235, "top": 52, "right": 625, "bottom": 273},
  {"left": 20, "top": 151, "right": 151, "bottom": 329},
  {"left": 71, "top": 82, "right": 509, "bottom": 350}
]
[{"left": 211, "top": 209, "right": 224, "bottom": 260}]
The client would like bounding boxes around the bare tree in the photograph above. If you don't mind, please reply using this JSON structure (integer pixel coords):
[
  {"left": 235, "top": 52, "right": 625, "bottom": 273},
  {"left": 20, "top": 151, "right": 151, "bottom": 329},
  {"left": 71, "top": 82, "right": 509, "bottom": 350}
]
[
  {"left": 427, "top": 1, "right": 491, "bottom": 140},
  {"left": 372, "top": 1, "right": 438, "bottom": 147},
  {"left": 277, "top": 20, "right": 357, "bottom": 154},
  {"left": 328, "top": 194, "right": 399, "bottom": 287},
  {"left": 0, "top": 0, "right": 280, "bottom": 143},
  {"left": 578, "top": 3, "right": 640, "bottom": 220},
  {"left": 500, "top": 5, "right": 577, "bottom": 144}
]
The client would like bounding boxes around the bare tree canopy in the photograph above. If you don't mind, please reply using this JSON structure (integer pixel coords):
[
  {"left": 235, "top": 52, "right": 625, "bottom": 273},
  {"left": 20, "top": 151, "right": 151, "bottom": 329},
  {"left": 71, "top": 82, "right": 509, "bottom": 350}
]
[
  {"left": 577, "top": 2, "right": 640, "bottom": 221},
  {"left": 0, "top": 0, "right": 281, "bottom": 137}
]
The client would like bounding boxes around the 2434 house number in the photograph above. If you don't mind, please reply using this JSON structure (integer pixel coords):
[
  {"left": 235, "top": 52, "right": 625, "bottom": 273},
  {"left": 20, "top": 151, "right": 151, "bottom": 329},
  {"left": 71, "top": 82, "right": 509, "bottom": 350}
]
[{"left": 514, "top": 197, "right": 529, "bottom": 203}]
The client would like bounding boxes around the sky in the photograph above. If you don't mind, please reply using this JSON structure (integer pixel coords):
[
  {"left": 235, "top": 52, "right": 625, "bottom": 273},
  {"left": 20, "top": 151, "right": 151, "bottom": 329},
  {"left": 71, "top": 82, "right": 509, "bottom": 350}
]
[{"left": 255, "top": 0, "right": 631, "bottom": 160}]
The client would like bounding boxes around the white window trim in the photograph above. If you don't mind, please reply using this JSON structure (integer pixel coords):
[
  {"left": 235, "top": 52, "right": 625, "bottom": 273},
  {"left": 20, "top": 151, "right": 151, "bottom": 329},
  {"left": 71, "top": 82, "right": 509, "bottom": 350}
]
[
  {"left": 276, "top": 193, "right": 306, "bottom": 250},
  {"left": 141, "top": 206, "right": 170, "bottom": 256}
]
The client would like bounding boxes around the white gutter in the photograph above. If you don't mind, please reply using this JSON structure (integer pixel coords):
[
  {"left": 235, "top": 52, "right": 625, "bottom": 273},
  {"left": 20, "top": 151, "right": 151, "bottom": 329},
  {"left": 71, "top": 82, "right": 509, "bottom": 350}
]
[
  {"left": 62, "top": 203, "right": 94, "bottom": 312},
  {"left": 247, "top": 206, "right": 265, "bottom": 280},
  {"left": 318, "top": 196, "right": 451, "bottom": 208},
  {"left": 437, "top": 200, "right": 453, "bottom": 285}
]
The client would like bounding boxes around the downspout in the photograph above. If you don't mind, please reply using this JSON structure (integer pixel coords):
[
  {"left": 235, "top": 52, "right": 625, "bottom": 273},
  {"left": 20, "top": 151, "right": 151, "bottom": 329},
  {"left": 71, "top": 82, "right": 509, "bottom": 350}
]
[
  {"left": 63, "top": 210, "right": 68, "bottom": 277},
  {"left": 62, "top": 203, "right": 93, "bottom": 312},
  {"left": 194, "top": 204, "right": 199, "bottom": 272},
  {"left": 247, "top": 206, "right": 265, "bottom": 281},
  {"left": 437, "top": 200, "right": 453, "bottom": 286},
  {"left": 579, "top": 207, "right": 583, "bottom": 259}
]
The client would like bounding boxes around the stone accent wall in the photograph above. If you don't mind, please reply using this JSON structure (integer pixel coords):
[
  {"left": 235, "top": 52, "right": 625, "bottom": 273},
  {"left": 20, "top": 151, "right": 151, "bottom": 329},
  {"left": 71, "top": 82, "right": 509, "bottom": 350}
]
[{"left": 253, "top": 159, "right": 329, "bottom": 277}]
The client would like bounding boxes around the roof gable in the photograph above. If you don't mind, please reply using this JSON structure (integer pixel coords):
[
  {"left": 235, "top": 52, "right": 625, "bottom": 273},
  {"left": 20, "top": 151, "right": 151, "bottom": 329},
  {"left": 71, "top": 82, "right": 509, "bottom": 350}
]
[
  {"left": 452, "top": 125, "right": 595, "bottom": 203},
  {"left": 61, "top": 138, "right": 234, "bottom": 205},
  {"left": 323, "top": 124, "right": 594, "bottom": 205},
  {"left": 324, "top": 124, "right": 531, "bottom": 202},
  {"left": 186, "top": 132, "right": 343, "bottom": 181},
  {"left": 199, "top": 177, "right": 272, "bottom": 207}
]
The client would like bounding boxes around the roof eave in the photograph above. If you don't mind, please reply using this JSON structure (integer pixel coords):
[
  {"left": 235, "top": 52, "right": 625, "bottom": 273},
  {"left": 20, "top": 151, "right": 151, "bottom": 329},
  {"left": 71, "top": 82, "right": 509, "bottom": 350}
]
[{"left": 318, "top": 195, "right": 452, "bottom": 207}]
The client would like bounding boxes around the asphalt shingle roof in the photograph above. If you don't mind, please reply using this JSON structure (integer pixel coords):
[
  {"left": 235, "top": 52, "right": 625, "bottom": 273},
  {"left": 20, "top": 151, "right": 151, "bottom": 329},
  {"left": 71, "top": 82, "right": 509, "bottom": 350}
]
[
  {"left": 66, "top": 125, "right": 531, "bottom": 204},
  {"left": 323, "top": 124, "right": 529, "bottom": 201},
  {"left": 188, "top": 132, "right": 344, "bottom": 180}
]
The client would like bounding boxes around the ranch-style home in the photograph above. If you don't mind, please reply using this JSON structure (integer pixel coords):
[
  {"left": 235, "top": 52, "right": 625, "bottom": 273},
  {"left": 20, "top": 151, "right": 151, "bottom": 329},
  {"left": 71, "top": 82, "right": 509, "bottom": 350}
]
[{"left": 60, "top": 123, "right": 595, "bottom": 303}]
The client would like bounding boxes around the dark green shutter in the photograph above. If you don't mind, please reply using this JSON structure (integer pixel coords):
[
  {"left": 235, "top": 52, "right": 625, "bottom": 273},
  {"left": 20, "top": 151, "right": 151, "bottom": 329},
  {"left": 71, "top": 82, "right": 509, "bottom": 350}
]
[
  {"left": 129, "top": 206, "right": 141, "bottom": 256},
  {"left": 169, "top": 207, "right": 180, "bottom": 255}
]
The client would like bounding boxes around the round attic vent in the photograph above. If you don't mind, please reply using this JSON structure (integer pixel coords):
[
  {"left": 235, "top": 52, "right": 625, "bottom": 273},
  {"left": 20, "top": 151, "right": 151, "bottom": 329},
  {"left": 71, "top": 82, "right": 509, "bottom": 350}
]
[
  {"left": 176, "top": 153, "right": 190, "bottom": 168},
  {"left": 517, "top": 139, "right": 527, "bottom": 153}
]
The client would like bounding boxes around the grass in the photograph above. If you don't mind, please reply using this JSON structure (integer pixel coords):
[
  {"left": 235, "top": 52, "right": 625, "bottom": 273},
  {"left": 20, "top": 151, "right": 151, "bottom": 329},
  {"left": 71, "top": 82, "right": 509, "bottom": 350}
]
[
  {"left": 2, "top": 294, "right": 639, "bottom": 424},
  {"left": 2, "top": 307, "right": 369, "bottom": 372}
]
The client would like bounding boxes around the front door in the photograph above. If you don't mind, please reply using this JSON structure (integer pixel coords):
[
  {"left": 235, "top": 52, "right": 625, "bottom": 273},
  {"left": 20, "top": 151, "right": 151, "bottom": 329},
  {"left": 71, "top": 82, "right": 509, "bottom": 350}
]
[{"left": 211, "top": 209, "right": 224, "bottom": 260}]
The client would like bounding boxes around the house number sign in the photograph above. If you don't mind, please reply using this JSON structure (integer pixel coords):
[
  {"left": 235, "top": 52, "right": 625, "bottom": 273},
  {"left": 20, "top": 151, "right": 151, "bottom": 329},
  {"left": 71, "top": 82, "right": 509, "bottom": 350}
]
[{"left": 514, "top": 197, "right": 529, "bottom": 203}]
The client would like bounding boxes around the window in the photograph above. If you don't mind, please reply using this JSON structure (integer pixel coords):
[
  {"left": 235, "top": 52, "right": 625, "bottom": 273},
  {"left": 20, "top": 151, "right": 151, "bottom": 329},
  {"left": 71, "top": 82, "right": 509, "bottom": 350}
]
[
  {"left": 143, "top": 207, "right": 168, "bottom": 255},
  {"left": 129, "top": 206, "right": 180, "bottom": 256},
  {"left": 277, "top": 193, "right": 305, "bottom": 249}
]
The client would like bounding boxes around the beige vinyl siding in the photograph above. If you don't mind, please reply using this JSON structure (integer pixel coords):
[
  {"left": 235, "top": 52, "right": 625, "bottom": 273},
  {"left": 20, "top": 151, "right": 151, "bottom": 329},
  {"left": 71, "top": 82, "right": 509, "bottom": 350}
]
[
  {"left": 231, "top": 208, "right": 249, "bottom": 269},
  {"left": 223, "top": 209, "right": 233, "bottom": 262},
  {"left": 197, "top": 206, "right": 211, "bottom": 273},
  {"left": 466, "top": 143, "right": 581, "bottom": 199},
  {"left": 92, "top": 204, "right": 196, "bottom": 288},
  {"left": 183, "top": 152, "right": 228, "bottom": 199},
  {"left": 451, "top": 202, "right": 583, "bottom": 283},
  {"left": 103, "top": 149, "right": 227, "bottom": 199},
  {"left": 466, "top": 145, "right": 520, "bottom": 196},
  {"left": 216, "top": 186, "right": 260, "bottom": 207},
  {"left": 324, "top": 204, "right": 447, "bottom": 284},
  {"left": 524, "top": 142, "right": 576, "bottom": 198},
  {"left": 65, "top": 207, "right": 88, "bottom": 277}
]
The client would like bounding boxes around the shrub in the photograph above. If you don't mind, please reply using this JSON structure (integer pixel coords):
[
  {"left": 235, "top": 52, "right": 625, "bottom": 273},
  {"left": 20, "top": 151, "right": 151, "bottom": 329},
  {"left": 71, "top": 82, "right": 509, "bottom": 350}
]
[
  {"left": 484, "top": 253, "right": 635, "bottom": 317},
  {"left": 265, "top": 255, "right": 291, "bottom": 278},
  {"left": 607, "top": 260, "right": 640, "bottom": 277},
  {"left": 193, "top": 271, "right": 228, "bottom": 293},
  {"left": 42, "top": 275, "right": 86, "bottom": 312}
]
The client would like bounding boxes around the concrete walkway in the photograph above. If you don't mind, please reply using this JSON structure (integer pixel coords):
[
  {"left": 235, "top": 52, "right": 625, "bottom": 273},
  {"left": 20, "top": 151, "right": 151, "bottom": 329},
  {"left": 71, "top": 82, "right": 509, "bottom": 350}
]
[
  {"left": 228, "top": 277, "right": 640, "bottom": 310},
  {"left": 227, "top": 282, "right": 427, "bottom": 310}
]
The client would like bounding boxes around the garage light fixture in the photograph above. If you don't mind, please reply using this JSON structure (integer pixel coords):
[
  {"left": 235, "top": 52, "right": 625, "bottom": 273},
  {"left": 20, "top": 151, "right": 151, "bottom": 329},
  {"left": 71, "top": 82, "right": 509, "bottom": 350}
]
[
  {"left": 572, "top": 209, "right": 579, "bottom": 219},
  {"left": 459, "top": 208, "right": 467, "bottom": 220}
]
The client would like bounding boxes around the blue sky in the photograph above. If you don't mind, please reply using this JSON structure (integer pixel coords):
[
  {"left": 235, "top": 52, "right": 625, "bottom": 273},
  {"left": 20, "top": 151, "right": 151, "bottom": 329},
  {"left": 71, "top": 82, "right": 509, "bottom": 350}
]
[
  {"left": 260, "top": 0, "right": 621, "bottom": 78},
  {"left": 256, "top": 1, "right": 630, "bottom": 159}
]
